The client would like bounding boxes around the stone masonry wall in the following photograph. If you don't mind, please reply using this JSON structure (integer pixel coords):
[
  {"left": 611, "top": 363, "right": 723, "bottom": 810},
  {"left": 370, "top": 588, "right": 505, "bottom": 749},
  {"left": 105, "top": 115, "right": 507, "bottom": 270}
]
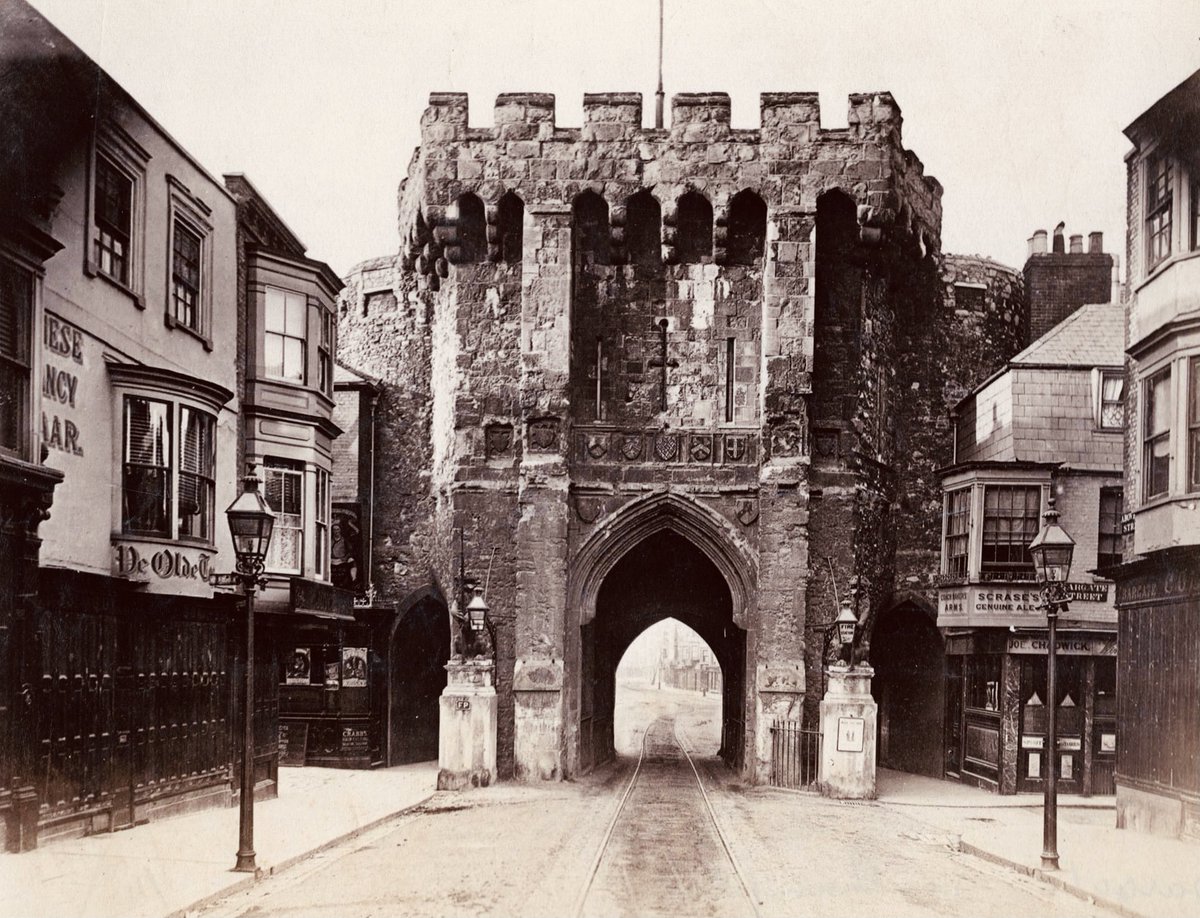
[{"left": 343, "top": 90, "right": 945, "bottom": 782}]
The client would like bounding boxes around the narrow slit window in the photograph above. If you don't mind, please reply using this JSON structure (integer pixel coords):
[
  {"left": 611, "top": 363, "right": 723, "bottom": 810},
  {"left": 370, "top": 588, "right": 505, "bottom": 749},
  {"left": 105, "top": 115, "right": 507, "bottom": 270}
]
[{"left": 725, "top": 337, "right": 735, "bottom": 423}]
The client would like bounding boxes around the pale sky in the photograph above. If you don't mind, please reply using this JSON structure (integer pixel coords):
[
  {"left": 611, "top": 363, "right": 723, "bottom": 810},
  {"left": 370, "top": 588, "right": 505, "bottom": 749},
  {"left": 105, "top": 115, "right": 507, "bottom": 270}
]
[{"left": 28, "top": 0, "right": 1200, "bottom": 278}]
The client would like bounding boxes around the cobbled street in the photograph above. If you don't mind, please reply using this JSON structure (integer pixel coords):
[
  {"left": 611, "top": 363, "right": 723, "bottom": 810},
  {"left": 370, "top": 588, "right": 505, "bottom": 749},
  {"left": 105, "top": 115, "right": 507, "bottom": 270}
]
[{"left": 199, "top": 684, "right": 1117, "bottom": 918}]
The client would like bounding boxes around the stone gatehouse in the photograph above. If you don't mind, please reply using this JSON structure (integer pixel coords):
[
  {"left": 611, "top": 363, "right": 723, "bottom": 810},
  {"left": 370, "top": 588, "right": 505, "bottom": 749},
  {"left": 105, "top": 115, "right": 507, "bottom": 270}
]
[{"left": 337, "top": 90, "right": 951, "bottom": 783}]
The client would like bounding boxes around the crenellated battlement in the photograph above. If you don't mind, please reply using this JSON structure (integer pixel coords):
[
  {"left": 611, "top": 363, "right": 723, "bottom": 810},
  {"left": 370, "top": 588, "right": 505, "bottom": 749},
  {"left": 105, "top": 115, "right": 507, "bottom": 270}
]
[{"left": 421, "top": 90, "right": 913, "bottom": 140}]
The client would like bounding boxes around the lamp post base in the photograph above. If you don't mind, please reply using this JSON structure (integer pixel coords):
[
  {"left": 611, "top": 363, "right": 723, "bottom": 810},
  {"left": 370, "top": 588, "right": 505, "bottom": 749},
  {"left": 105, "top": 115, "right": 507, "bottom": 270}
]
[
  {"left": 234, "top": 850, "right": 257, "bottom": 873},
  {"left": 1040, "top": 851, "right": 1059, "bottom": 870}
]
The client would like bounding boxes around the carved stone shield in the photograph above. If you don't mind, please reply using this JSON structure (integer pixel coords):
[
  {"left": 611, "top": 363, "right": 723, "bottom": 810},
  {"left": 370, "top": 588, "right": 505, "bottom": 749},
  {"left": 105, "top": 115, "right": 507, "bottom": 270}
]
[
  {"left": 574, "top": 496, "right": 604, "bottom": 524},
  {"left": 736, "top": 499, "right": 760, "bottom": 527},
  {"left": 689, "top": 434, "right": 713, "bottom": 463},
  {"left": 724, "top": 434, "right": 748, "bottom": 463},
  {"left": 485, "top": 423, "right": 513, "bottom": 458},
  {"left": 620, "top": 433, "right": 643, "bottom": 461},
  {"left": 586, "top": 434, "right": 608, "bottom": 460},
  {"left": 654, "top": 431, "right": 680, "bottom": 462},
  {"left": 528, "top": 417, "right": 559, "bottom": 452}
]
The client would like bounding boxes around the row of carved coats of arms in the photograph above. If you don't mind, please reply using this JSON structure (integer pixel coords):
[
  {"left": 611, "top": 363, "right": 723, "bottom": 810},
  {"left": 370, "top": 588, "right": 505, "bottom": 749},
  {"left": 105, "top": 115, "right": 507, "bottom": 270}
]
[{"left": 482, "top": 419, "right": 808, "bottom": 462}]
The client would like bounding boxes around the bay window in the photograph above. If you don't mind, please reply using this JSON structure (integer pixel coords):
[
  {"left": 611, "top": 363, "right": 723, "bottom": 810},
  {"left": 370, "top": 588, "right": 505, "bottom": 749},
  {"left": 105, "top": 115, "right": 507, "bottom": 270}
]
[
  {"left": 178, "top": 406, "right": 215, "bottom": 541},
  {"left": 1143, "top": 367, "right": 1171, "bottom": 500},
  {"left": 980, "top": 485, "right": 1040, "bottom": 580},
  {"left": 944, "top": 488, "right": 970, "bottom": 579},
  {"left": 265, "top": 286, "right": 306, "bottom": 383},
  {"left": 265, "top": 459, "right": 304, "bottom": 573},
  {"left": 123, "top": 397, "right": 172, "bottom": 535},
  {"left": 0, "top": 259, "right": 32, "bottom": 458},
  {"left": 122, "top": 396, "right": 218, "bottom": 541},
  {"left": 1146, "top": 153, "right": 1173, "bottom": 271}
]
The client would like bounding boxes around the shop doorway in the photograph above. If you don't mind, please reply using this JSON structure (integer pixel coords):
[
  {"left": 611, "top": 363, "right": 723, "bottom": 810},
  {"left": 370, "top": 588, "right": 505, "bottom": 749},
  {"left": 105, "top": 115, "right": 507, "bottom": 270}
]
[
  {"left": 869, "top": 600, "right": 945, "bottom": 778},
  {"left": 387, "top": 593, "right": 450, "bottom": 765}
]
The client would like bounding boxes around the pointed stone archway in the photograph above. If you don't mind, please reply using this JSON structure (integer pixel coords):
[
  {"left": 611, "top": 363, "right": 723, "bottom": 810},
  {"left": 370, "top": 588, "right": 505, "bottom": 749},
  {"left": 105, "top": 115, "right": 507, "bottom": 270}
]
[{"left": 566, "top": 492, "right": 757, "bottom": 777}]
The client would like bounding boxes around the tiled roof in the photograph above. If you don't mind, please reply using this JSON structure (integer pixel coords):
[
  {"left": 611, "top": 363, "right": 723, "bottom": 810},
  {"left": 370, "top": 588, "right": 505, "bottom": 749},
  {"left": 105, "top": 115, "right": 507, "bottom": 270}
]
[{"left": 1011, "top": 302, "right": 1124, "bottom": 368}]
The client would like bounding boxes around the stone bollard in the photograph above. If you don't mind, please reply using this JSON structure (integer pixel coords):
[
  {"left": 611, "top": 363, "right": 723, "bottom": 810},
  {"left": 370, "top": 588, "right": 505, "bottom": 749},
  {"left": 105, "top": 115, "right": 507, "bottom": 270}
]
[{"left": 818, "top": 664, "right": 878, "bottom": 799}]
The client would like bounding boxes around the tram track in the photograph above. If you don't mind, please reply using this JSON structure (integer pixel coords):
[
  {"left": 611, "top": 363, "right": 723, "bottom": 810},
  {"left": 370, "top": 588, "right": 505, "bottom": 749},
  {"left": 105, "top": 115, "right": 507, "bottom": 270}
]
[{"left": 574, "top": 716, "right": 761, "bottom": 918}]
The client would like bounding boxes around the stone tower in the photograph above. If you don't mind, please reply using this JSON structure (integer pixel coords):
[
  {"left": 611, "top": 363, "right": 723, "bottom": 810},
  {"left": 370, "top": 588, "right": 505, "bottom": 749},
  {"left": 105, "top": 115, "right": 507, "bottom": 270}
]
[{"left": 338, "top": 90, "right": 945, "bottom": 783}]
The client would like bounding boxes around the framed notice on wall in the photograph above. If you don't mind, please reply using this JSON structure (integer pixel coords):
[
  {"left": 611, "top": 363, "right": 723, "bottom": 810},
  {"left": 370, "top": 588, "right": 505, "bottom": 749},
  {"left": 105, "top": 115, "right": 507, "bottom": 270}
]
[
  {"left": 342, "top": 647, "right": 368, "bottom": 687},
  {"left": 836, "top": 717, "right": 865, "bottom": 753}
]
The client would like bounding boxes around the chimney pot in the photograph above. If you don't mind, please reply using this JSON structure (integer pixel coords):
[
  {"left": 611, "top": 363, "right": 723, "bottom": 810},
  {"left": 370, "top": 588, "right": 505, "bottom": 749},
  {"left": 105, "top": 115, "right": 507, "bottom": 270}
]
[
  {"left": 1052, "top": 222, "right": 1066, "bottom": 254},
  {"left": 1070, "top": 234, "right": 1084, "bottom": 254},
  {"left": 1031, "top": 230, "right": 1048, "bottom": 255},
  {"left": 1089, "top": 231, "right": 1103, "bottom": 254}
]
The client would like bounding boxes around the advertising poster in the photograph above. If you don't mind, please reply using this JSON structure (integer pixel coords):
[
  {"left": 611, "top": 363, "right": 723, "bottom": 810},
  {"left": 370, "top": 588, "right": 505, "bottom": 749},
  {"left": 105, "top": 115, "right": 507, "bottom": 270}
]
[
  {"left": 286, "top": 647, "right": 311, "bottom": 685},
  {"left": 342, "top": 647, "right": 368, "bottom": 687},
  {"left": 325, "top": 661, "right": 341, "bottom": 688}
]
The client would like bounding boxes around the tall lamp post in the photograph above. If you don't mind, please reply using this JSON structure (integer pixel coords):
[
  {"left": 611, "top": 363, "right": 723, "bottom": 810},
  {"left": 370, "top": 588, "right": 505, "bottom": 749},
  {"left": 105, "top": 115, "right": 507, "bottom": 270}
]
[
  {"left": 1027, "top": 496, "right": 1075, "bottom": 871},
  {"left": 222, "top": 468, "right": 275, "bottom": 873}
]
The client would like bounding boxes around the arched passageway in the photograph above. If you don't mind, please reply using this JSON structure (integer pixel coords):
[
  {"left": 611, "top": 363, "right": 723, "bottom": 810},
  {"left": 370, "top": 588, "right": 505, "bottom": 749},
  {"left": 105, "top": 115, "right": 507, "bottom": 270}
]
[
  {"left": 579, "top": 530, "right": 746, "bottom": 772},
  {"left": 614, "top": 618, "right": 723, "bottom": 756},
  {"left": 869, "top": 601, "right": 945, "bottom": 778},
  {"left": 387, "top": 593, "right": 451, "bottom": 765}
]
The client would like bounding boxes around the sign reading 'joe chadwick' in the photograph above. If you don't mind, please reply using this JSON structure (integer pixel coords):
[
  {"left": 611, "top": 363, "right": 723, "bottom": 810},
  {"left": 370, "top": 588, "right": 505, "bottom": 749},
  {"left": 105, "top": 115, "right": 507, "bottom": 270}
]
[{"left": 937, "top": 582, "right": 1115, "bottom": 628}]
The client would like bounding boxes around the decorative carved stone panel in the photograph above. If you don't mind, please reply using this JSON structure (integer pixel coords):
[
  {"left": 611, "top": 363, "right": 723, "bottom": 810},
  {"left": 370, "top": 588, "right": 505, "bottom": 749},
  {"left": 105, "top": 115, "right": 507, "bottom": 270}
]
[
  {"left": 770, "top": 422, "right": 807, "bottom": 459},
  {"left": 527, "top": 417, "right": 560, "bottom": 452},
  {"left": 572, "top": 425, "right": 759, "bottom": 466},
  {"left": 485, "top": 423, "right": 513, "bottom": 458},
  {"left": 573, "top": 495, "right": 604, "bottom": 524}
]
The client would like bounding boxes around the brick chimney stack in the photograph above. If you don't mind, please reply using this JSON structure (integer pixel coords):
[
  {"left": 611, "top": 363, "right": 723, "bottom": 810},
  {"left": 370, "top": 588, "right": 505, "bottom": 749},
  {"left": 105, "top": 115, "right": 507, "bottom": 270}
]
[{"left": 1023, "top": 222, "right": 1114, "bottom": 344}]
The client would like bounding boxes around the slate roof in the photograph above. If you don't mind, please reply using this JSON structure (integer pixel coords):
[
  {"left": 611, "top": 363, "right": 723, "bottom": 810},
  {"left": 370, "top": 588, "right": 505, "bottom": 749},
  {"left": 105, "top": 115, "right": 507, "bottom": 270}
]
[{"left": 1010, "top": 301, "right": 1124, "bottom": 368}]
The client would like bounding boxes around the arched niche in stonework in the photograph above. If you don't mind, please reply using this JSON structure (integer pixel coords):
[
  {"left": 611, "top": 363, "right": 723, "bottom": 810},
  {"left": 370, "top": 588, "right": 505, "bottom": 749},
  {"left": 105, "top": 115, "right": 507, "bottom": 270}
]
[
  {"left": 572, "top": 190, "right": 610, "bottom": 267},
  {"left": 498, "top": 191, "right": 524, "bottom": 266},
  {"left": 727, "top": 190, "right": 767, "bottom": 266},
  {"left": 676, "top": 190, "right": 713, "bottom": 264},
  {"left": 625, "top": 189, "right": 661, "bottom": 269},
  {"left": 454, "top": 192, "right": 487, "bottom": 264}
]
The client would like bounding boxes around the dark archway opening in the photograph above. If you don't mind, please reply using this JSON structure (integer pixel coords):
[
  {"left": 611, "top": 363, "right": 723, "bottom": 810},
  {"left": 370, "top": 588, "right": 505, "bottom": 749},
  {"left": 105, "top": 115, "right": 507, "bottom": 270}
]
[
  {"left": 454, "top": 192, "right": 486, "bottom": 264},
  {"left": 498, "top": 191, "right": 524, "bottom": 265},
  {"left": 573, "top": 190, "right": 610, "bottom": 267},
  {"left": 626, "top": 189, "right": 662, "bottom": 269},
  {"left": 727, "top": 190, "right": 767, "bottom": 266},
  {"left": 580, "top": 530, "right": 745, "bottom": 772},
  {"left": 869, "top": 601, "right": 945, "bottom": 778},
  {"left": 388, "top": 594, "right": 451, "bottom": 765},
  {"left": 676, "top": 191, "right": 713, "bottom": 264}
]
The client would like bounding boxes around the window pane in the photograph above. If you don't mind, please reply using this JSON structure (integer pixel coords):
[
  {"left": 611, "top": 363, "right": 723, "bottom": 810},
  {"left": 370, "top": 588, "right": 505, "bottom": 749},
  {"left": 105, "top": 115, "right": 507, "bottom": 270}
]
[
  {"left": 284, "top": 292, "right": 306, "bottom": 337},
  {"left": 123, "top": 397, "right": 171, "bottom": 536},
  {"left": 283, "top": 336, "right": 304, "bottom": 381},
  {"left": 266, "top": 287, "right": 286, "bottom": 333},
  {"left": 265, "top": 333, "right": 284, "bottom": 377},
  {"left": 981, "top": 485, "right": 1040, "bottom": 577},
  {"left": 125, "top": 397, "right": 170, "bottom": 466},
  {"left": 1145, "top": 371, "right": 1171, "bottom": 437}
]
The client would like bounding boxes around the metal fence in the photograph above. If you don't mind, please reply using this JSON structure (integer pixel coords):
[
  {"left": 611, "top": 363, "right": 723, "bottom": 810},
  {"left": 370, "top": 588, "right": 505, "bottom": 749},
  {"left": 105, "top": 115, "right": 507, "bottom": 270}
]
[{"left": 769, "top": 719, "right": 821, "bottom": 789}]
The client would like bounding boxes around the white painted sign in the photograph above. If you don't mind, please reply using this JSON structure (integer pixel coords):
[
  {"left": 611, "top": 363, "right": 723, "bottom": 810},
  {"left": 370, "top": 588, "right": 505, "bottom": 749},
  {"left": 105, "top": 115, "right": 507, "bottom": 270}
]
[{"left": 836, "top": 717, "right": 865, "bottom": 753}]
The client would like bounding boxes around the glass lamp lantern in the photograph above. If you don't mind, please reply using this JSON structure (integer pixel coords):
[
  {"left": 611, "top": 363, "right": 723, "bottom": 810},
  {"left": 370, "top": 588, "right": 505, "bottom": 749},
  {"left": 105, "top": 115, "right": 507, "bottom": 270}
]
[
  {"left": 466, "top": 586, "right": 490, "bottom": 632},
  {"left": 225, "top": 468, "right": 276, "bottom": 572},
  {"left": 1029, "top": 497, "right": 1075, "bottom": 585},
  {"left": 834, "top": 598, "right": 858, "bottom": 647}
]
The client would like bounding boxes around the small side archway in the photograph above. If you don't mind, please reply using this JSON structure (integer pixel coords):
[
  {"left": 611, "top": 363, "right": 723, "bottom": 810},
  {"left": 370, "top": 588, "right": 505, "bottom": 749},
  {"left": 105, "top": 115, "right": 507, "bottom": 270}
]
[
  {"left": 386, "top": 586, "right": 451, "bottom": 765},
  {"left": 868, "top": 596, "right": 945, "bottom": 778}
]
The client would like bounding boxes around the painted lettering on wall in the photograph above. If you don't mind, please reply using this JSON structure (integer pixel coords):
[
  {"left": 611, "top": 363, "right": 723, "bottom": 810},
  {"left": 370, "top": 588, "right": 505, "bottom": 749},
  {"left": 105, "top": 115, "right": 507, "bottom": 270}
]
[
  {"left": 41, "top": 314, "right": 85, "bottom": 456},
  {"left": 114, "top": 544, "right": 214, "bottom": 583}
]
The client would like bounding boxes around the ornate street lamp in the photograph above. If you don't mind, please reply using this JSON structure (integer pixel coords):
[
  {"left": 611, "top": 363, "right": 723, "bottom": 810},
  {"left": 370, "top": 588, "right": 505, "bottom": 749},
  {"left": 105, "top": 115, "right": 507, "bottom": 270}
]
[
  {"left": 1028, "top": 495, "right": 1075, "bottom": 871},
  {"left": 222, "top": 467, "right": 275, "bottom": 873}
]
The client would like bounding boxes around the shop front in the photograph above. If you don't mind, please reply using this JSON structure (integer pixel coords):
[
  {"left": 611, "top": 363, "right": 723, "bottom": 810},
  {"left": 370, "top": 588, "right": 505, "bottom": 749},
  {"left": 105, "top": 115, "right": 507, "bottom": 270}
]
[{"left": 940, "top": 583, "right": 1117, "bottom": 796}]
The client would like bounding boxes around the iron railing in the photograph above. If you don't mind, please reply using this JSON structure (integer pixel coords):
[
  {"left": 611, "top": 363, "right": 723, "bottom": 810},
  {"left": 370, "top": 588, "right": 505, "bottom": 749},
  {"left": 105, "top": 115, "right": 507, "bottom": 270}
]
[{"left": 769, "top": 718, "right": 821, "bottom": 789}]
